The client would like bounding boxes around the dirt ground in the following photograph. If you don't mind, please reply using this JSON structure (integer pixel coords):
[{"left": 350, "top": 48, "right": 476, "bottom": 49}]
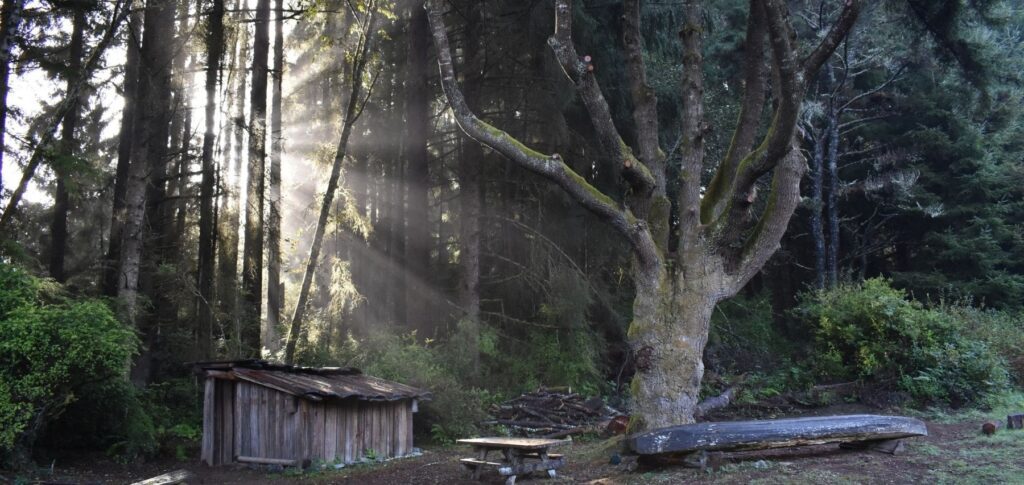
[{"left": 5, "top": 407, "right": 1022, "bottom": 485}]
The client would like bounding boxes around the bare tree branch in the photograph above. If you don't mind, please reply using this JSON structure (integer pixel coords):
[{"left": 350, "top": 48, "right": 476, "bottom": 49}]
[
  {"left": 802, "top": 0, "right": 863, "bottom": 81},
  {"left": 622, "top": 0, "right": 665, "bottom": 195},
  {"left": 425, "top": 0, "right": 660, "bottom": 271},
  {"left": 547, "top": 0, "right": 656, "bottom": 198},
  {"left": 675, "top": 0, "right": 705, "bottom": 254},
  {"left": 701, "top": 0, "right": 767, "bottom": 224}
]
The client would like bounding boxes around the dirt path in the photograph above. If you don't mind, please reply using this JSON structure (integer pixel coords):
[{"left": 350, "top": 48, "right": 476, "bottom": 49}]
[{"left": 4, "top": 417, "right": 1019, "bottom": 484}]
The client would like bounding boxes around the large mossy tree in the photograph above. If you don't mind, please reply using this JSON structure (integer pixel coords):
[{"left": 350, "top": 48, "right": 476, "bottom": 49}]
[{"left": 425, "top": 0, "right": 861, "bottom": 430}]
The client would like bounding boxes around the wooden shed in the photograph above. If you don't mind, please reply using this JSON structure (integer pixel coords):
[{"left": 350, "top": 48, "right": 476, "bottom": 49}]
[{"left": 194, "top": 360, "right": 430, "bottom": 467}]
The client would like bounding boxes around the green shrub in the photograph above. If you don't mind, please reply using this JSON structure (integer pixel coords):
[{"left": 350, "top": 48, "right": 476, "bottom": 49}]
[
  {"left": 0, "top": 263, "right": 139, "bottom": 468},
  {"left": 945, "top": 305, "right": 1024, "bottom": 382},
  {"left": 707, "top": 293, "right": 795, "bottom": 374},
  {"left": 794, "top": 278, "right": 1009, "bottom": 406},
  {"left": 305, "top": 330, "right": 494, "bottom": 445}
]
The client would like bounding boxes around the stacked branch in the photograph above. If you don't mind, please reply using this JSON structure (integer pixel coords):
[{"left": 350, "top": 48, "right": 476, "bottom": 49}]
[{"left": 485, "top": 388, "right": 622, "bottom": 437}]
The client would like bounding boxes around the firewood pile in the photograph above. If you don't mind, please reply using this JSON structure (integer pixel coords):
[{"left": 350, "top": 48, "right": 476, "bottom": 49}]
[{"left": 485, "top": 387, "right": 623, "bottom": 438}]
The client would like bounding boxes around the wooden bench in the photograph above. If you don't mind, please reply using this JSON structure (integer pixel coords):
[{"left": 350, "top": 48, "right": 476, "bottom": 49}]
[{"left": 627, "top": 414, "right": 927, "bottom": 469}]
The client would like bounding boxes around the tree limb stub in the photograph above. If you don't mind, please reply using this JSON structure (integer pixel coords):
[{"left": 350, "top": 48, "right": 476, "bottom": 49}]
[{"left": 425, "top": 0, "right": 660, "bottom": 270}]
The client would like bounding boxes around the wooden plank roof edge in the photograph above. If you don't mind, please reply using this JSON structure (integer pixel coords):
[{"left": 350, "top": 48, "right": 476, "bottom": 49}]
[{"left": 188, "top": 359, "right": 363, "bottom": 376}]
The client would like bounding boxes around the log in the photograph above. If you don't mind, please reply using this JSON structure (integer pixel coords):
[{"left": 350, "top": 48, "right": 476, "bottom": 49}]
[
  {"left": 235, "top": 455, "right": 308, "bottom": 468},
  {"left": 130, "top": 469, "right": 195, "bottom": 485},
  {"left": 627, "top": 414, "right": 927, "bottom": 455}
]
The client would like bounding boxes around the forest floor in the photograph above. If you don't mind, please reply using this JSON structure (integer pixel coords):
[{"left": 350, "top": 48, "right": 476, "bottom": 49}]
[{"left": 6, "top": 403, "right": 1024, "bottom": 485}]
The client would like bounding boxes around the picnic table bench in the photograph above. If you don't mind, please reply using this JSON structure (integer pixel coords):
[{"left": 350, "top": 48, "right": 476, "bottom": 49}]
[{"left": 458, "top": 437, "right": 568, "bottom": 485}]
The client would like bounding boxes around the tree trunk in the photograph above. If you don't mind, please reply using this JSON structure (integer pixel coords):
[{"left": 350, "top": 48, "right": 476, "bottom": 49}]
[
  {"left": 241, "top": 0, "right": 270, "bottom": 355},
  {"left": 217, "top": 1, "right": 248, "bottom": 356},
  {"left": 49, "top": 4, "right": 86, "bottom": 282},
  {"left": 458, "top": 3, "right": 483, "bottom": 377},
  {"left": 627, "top": 266, "right": 719, "bottom": 430},
  {"left": 198, "top": 0, "right": 225, "bottom": 359},
  {"left": 103, "top": 9, "right": 142, "bottom": 296},
  {"left": 808, "top": 129, "right": 826, "bottom": 289},
  {"left": 0, "top": 0, "right": 24, "bottom": 201},
  {"left": 825, "top": 102, "right": 840, "bottom": 288},
  {"left": 265, "top": 0, "right": 284, "bottom": 354},
  {"left": 283, "top": 10, "right": 377, "bottom": 365},
  {"left": 403, "top": 0, "right": 432, "bottom": 338},
  {"left": 119, "top": 0, "right": 175, "bottom": 372}
]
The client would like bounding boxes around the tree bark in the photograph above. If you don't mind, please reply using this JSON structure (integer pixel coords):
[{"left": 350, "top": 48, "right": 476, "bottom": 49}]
[
  {"left": 118, "top": 0, "right": 175, "bottom": 342},
  {"left": 49, "top": 3, "right": 86, "bottom": 282},
  {"left": 198, "top": 0, "right": 225, "bottom": 359},
  {"left": 458, "top": 2, "right": 483, "bottom": 377},
  {"left": 825, "top": 99, "right": 840, "bottom": 288},
  {"left": 103, "top": 9, "right": 142, "bottom": 296},
  {"left": 241, "top": 0, "right": 270, "bottom": 355},
  {"left": 265, "top": 0, "right": 284, "bottom": 353},
  {"left": 217, "top": 0, "right": 249, "bottom": 356},
  {"left": 807, "top": 128, "right": 826, "bottom": 289}
]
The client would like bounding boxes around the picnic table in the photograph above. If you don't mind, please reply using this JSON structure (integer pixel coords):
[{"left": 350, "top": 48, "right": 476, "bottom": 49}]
[{"left": 458, "top": 437, "right": 568, "bottom": 484}]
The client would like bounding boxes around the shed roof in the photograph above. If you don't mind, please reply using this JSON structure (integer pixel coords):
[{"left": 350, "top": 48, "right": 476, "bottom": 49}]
[{"left": 193, "top": 360, "right": 431, "bottom": 402}]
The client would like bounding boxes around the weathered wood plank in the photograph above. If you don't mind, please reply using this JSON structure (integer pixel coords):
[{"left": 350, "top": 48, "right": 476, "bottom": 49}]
[
  {"left": 130, "top": 469, "right": 195, "bottom": 485},
  {"left": 346, "top": 401, "right": 357, "bottom": 463},
  {"left": 201, "top": 378, "right": 215, "bottom": 466},
  {"left": 357, "top": 402, "right": 367, "bottom": 459},
  {"left": 212, "top": 381, "right": 221, "bottom": 465},
  {"left": 234, "top": 381, "right": 244, "bottom": 461},
  {"left": 324, "top": 403, "right": 338, "bottom": 461},
  {"left": 236, "top": 455, "right": 302, "bottom": 466},
  {"left": 252, "top": 385, "right": 262, "bottom": 459},
  {"left": 268, "top": 388, "right": 278, "bottom": 459},
  {"left": 403, "top": 399, "right": 411, "bottom": 452},
  {"left": 457, "top": 438, "right": 571, "bottom": 450},
  {"left": 220, "top": 381, "right": 234, "bottom": 465},
  {"left": 627, "top": 414, "right": 928, "bottom": 455},
  {"left": 396, "top": 401, "right": 406, "bottom": 456}
]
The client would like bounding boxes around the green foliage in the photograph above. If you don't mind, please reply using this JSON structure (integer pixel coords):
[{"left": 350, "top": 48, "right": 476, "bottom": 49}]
[
  {"left": 306, "top": 330, "right": 494, "bottom": 445},
  {"left": 795, "top": 278, "right": 1009, "bottom": 406},
  {"left": 707, "top": 293, "right": 794, "bottom": 374},
  {"left": 485, "top": 263, "right": 607, "bottom": 397},
  {"left": 948, "top": 306, "right": 1024, "bottom": 382},
  {"left": 0, "top": 263, "right": 138, "bottom": 467}
]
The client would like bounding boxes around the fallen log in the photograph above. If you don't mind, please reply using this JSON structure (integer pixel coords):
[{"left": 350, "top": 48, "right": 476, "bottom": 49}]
[
  {"left": 130, "top": 469, "right": 195, "bottom": 485},
  {"left": 627, "top": 414, "right": 927, "bottom": 455}
]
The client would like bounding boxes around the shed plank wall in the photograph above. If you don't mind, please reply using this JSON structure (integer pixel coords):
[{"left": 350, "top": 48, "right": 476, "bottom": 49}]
[
  {"left": 201, "top": 378, "right": 215, "bottom": 465},
  {"left": 204, "top": 380, "right": 416, "bottom": 465}
]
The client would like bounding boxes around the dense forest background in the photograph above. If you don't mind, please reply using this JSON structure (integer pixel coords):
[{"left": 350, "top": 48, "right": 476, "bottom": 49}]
[{"left": 1, "top": 0, "right": 1022, "bottom": 467}]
